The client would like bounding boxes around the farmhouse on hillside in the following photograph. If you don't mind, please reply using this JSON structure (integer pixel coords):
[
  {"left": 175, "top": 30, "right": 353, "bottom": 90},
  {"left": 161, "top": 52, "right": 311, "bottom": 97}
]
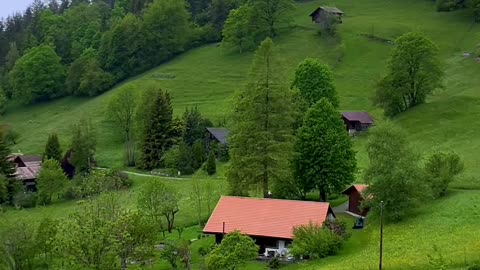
[
  {"left": 341, "top": 112, "right": 374, "bottom": 135},
  {"left": 310, "top": 6, "right": 344, "bottom": 24},
  {"left": 342, "top": 184, "right": 369, "bottom": 216},
  {"left": 10, "top": 154, "right": 42, "bottom": 192},
  {"left": 203, "top": 196, "right": 335, "bottom": 256}
]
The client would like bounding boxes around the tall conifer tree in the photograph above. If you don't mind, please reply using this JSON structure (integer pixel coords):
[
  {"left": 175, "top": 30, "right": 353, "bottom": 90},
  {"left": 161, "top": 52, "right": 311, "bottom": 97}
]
[
  {"left": 139, "top": 89, "right": 173, "bottom": 170},
  {"left": 43, "top": 134, "right": 62, "bottom": 162},
  {"left": 227, "top": 38, "right": 293, "bottom": 197}
]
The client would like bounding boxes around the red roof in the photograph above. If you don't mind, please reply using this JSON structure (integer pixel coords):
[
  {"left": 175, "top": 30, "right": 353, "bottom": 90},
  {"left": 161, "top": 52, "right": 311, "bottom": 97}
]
[
  {"left": 203, "top": 196, "right": 334, "bottom": 240},
  {"left": 341, "top": 112, "right": 373, "bottom": 124},
  {"left": 342, "top": 184, "right": 368, "bottom": 196}
]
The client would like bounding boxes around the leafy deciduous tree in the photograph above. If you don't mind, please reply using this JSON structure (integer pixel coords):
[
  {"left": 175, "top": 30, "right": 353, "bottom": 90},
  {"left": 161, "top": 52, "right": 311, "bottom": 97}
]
[
  {"left": 137, "top": 180, "right": 179, "bottom": 234},
  {"left": 374, "top": 32, "right": 444, "bottom": 117},
  {"left": 364, "top": 122, "right": 426, "bottom": 222},
  {"left": 9, "top": 44, "right": 66, "bottom": 104},
  {"left": 108, "top": 86, "right": 137, "bottom": 166},
  {"left": 292, "top": 98, "right": 356, "bottom": 201},
  {"left": 292, "top": 58, "right": 339, "bottom": 108},
  {"left": 36, "top": 159, "right": 68, "bottom": 204}
]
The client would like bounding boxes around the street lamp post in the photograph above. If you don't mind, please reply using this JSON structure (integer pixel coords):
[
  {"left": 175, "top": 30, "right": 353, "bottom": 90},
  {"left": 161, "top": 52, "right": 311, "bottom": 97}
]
[{"left": 379, "top": 200, "right": 384, "bottom": 270}]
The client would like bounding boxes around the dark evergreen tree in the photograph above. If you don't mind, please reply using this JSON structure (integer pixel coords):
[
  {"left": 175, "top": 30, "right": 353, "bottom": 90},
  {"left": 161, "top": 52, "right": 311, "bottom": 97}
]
[
  {"left": 139, "top": 89, "right": 173, "bottom": 170},
  {"left": 205, "top": 151, "right": 216, "bottom": 176},
  {"left": 43, "top": 134, "right": 62, "bottom": 162},
  {"left": 177, "top": 142, "right": 194, "bottom": 175},
  {"left": 70, "top": 118, "right": 96, "bottom": 174},
  {"left": 182, "top": 106, "right": 212, "bottom": 146},
  {"left": 0, "top": 129, "right": 14, "bottom": 177},
  {"left": 192, "top": 139, "right": 206, "bottom": 170}
]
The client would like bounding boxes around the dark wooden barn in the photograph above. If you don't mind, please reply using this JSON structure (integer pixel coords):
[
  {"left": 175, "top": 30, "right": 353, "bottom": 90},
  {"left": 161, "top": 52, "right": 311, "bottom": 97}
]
[
  {"left": 341, "top": 112, "right": 373, "bottom": 135},
  {"left": 10, "top": 155, "right": 42, "bottom": 192},
  {"left": 205, "top": 127, "right": 229, "bottom": 150},
  {"left": 342, "top": 184, "right": 369, "bottom": 216},
  {"left": 310, "top": 6, "right": 344, "bottom": 24}
]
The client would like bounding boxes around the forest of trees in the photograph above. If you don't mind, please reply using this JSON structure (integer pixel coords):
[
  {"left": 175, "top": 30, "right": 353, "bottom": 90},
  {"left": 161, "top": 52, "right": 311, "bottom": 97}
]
[{"left": 0, "top": 0, "right": 243, "bottom": 107}]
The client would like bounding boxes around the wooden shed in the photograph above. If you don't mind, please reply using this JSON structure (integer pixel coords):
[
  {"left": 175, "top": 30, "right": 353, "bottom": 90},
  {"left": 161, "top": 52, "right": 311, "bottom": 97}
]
[
  {"left": 342, "top": 184, "right": 369, "bottom": 216},
  {"left": 341, "top": 112, "right": 373, "bottom": 135},
  {"left": 310, "top": 6, "right": 344, "bottom": 24}
]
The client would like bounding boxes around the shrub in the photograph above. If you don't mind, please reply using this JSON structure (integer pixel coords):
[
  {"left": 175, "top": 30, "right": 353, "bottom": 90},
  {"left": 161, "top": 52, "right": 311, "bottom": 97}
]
[
  {"left": 468, "top": 265, "right": 480, "bottom": 270},
  {"left": 436, "top": 0, "right": 462, "bottom": 12},
  {"left": 324, "top": 219, "right": 350, "bottom": 240},
  {"left": 424, "top": 152, "right": 464, "bottom": 198},
  {"left": 13, "top": 192, "right": 37, "bottom": 208},
  {"left": 290, "top": 222, "right": 343, "bottom": 259},
  {"left": 205, "top": 151, "right": 216, "bottom": 176},
  {"left": 268, "top": 257, "right": 282, "bottom": 269},
  {"left": 4, "top": 129, "right": 20, "bottom": 145}
]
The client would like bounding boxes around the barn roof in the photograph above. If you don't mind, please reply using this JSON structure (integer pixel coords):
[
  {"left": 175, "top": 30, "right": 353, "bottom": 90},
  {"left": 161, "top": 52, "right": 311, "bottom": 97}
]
[
  {"left": 15, "top": 165, "right": 41, "bottom": 180},
  {"left": 342, "top": 184, "right": 369, "bottom": 195},
  {"left": 310, "top": 6, "right": 344, "bottom": 16},
  {"left": 206, "top": 128, "right": 229, "bottom": 144},
  {"left": 341, "top": 112, "right": 374, "bottom": 124},
  {"left": 203, "top": 196, "right": 334, "bottom": 240}
]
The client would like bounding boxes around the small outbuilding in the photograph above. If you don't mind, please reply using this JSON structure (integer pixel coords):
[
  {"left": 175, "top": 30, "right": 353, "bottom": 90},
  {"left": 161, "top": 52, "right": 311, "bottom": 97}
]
[
  {"left": 341, "top": 112, "right": 374, "bottom": 135},
  {"left": 342, "top": 184, "right": 369, "bottom": 217},
  {"left": 10, "top": 155, "right": 42, "bottom": 192},
  {"left": 310, "top": 6, "right": 344, "bottom": 24},
  {"left": 203, "top": 196, "right": 335, "bottom": 257},
  {"left": 206, "top": 127, "right": 229, "bottom": 145}
]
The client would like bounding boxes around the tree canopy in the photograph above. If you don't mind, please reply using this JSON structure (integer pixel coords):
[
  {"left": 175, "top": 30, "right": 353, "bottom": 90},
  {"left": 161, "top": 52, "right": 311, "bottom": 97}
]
[
  {"left": 9, "top": 45, "right": 65, "bottom": 104},
  {"left": 374, "top": 32, "right": 443, "bottom": 117},
  {"left": 364, "top": 122, "right": 426, "bottom": 222},
  {"left": 292, "top": 98, "right": 356, "bottom": 201},
  {"left": 292, "top": 58, "right": 339, "bottom": 108}
]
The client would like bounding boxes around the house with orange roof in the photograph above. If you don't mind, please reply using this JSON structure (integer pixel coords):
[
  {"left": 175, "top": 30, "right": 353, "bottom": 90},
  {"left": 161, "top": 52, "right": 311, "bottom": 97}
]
[
  {"left": 203, "top": 196, "right": 335, "bottom": 256},
  {"left": 342, "top": 184, "right": 369, "bottom": 216}
]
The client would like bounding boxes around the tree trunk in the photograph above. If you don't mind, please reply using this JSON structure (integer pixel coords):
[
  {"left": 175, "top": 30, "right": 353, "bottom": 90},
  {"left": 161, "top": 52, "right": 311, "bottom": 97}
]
[
  {"left": 319, "top": 188, "right": 327, "bottom": 202},
  {"left": 121, "top": 257, "right": 127, "bottom": 270}
]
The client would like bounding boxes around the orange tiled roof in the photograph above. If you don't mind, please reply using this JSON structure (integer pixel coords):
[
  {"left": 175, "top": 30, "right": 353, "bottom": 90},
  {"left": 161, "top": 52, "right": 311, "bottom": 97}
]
[{"left": 203, "top": 196, "right": 333, "bottom": 240}]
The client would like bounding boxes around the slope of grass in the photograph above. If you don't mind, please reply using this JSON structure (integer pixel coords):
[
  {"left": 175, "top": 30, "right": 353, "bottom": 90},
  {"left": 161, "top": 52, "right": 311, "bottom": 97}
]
[
  {"left": 3, "top": 0, "right": 480, "bottom": 177},
  {"left": 283, "top": 190, "right": 480, "bottom": 270}
]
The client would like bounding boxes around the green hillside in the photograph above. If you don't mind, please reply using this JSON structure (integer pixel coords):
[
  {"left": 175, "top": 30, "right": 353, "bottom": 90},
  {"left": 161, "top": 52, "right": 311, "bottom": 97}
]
[{"left": 3, "top": 0, "right": 480, "bottom": 182}]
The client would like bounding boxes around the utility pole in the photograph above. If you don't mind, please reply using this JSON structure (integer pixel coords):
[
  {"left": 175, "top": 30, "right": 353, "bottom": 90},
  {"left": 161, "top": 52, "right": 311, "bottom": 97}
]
[{"left": 379, "top": 201, "right": 384, "bottom": 270}]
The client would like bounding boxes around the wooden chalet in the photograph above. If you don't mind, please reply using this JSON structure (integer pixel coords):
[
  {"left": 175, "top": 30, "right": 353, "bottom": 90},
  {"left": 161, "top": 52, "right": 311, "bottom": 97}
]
[
  {"left": 341, "top": 112, "right": 373, "bottom": 135},
  {"left": 203, "top": 196, "right": 335, "bottom": 256},
  {"left": 310, "top": 6, "right": 344, "bottom": 24},
  {"left": 205, "top": 127, "right": 229, "bottom": 149},
  {"left": 342, "top": 184, "right": 369, "bottom": 216},
  {"left": 10, "top": 155, "right": 42, "bottom": 192}
]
